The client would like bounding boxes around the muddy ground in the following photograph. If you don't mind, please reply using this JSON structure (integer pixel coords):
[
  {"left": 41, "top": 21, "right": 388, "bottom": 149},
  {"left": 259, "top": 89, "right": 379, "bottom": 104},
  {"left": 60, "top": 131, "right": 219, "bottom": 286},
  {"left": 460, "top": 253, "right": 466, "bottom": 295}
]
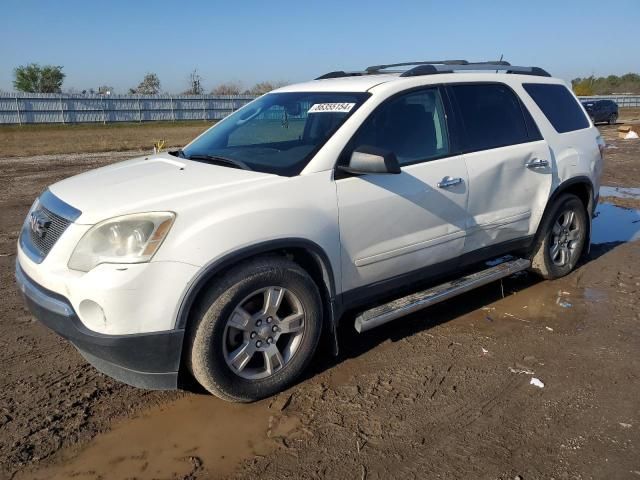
[
  {"left": 0, "top": 121, "right": 211, "bottom": 157},
  {"left": 1, "top": 124, "right": 639, "bottom": 479}
]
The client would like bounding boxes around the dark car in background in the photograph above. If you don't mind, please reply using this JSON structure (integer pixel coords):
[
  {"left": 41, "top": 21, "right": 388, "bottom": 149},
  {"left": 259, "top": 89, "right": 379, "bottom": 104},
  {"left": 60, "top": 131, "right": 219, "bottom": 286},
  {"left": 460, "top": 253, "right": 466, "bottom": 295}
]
[{"left": 581, "top": 99, "right": 618, "bottom": 125}]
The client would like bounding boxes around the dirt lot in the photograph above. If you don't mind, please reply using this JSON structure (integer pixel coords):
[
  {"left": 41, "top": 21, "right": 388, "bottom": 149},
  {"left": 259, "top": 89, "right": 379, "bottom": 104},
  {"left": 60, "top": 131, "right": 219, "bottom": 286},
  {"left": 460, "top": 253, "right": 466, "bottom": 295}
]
[
  {"left": 1, "top": 122, "right": 639, "bottom": 479},
  {"left": 0, "top": 121, "right": 211, "bottom": 157}
]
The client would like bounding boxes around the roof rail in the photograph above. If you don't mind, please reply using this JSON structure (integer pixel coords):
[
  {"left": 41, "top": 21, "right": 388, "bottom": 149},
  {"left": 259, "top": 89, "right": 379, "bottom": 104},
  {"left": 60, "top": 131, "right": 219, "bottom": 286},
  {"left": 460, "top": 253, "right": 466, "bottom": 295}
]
[
  {"left": 400, "top": 63, "right": 550, "bottom": 77},
  {"left": 315, "top": 59, "right": 551, "bottom": 80},
  {"left": 315, "top": 71, "right": 367, "bottom": 80},
  {"left": 365, "top": 60, "right": 476, "bottom": 73}
]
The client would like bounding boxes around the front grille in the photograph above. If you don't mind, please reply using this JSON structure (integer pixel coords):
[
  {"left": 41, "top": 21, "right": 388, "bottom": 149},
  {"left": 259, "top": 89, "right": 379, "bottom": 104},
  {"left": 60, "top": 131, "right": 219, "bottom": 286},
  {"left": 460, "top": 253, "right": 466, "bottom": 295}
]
[
  {"left": 19, "top": 190, "right": 81, "bottom": 264},
  {"left": 29, "top": 206, "right": 71, "bottom": 256}
]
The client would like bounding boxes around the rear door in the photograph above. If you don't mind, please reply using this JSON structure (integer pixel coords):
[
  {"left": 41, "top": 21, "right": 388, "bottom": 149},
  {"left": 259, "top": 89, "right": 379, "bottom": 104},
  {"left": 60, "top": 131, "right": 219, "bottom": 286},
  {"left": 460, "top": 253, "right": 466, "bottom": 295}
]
[
  {"left": 447, "top": 83, "right": 552, "bottom": 253},
  {"left": 336, "top": 87, "right": 469, "bottom": 296}
]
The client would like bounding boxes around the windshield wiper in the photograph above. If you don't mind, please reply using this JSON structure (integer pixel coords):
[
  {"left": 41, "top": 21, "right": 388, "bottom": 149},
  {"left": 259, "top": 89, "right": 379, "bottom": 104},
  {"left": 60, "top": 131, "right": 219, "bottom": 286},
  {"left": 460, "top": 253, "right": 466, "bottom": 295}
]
[
  {"left": 168, "top": 149, "right": 187, "bottom": 159},
  {"left": 187, "top": 154, "right": 252, "bottom": 171}
]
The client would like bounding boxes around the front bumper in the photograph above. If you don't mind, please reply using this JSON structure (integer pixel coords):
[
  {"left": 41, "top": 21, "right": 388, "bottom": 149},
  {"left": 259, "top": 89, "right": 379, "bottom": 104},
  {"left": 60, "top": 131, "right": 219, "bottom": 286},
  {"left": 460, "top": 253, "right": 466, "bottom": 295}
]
[{"left": 15, "top": 261, "right": 184, "bottom": 390}]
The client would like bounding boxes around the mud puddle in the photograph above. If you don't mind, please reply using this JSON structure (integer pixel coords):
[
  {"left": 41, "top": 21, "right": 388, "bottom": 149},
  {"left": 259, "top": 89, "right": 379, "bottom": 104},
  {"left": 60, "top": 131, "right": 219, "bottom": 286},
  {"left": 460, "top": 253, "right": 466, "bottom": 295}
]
[
  {"left": 594, "top": 186, "right": 640, "bottom": 244},
  {"left": 474, "top": 274, "right": 602, "bottom": 332},
  {"left": 592, "top": 202, "right": 640, "bottom": 244},
  {"left": 18, "top": 394, "right": 299, "bottom": 480},
  {"left": 599, "top": 185, "right": 640, "bottom": 199}
]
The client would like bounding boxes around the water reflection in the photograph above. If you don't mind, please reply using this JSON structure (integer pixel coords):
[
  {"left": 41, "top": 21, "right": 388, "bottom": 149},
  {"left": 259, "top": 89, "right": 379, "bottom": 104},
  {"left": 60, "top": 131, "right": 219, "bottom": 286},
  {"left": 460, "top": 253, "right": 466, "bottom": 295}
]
[
  {"left": 599, "top": 186, "right": 640, "bottom": 200},
  {"left": 592, "top": 202, "right": 640, "bottom": 244}
]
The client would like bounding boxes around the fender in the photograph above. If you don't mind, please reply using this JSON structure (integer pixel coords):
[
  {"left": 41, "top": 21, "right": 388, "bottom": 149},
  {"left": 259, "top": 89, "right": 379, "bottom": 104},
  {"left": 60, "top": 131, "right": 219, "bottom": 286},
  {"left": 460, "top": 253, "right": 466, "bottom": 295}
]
[
  {"left": 548, "top": 176, "right": 595, "bottom": 210},
  {"left": 174, "top": 238, "right": 341, "bottom": 354}
]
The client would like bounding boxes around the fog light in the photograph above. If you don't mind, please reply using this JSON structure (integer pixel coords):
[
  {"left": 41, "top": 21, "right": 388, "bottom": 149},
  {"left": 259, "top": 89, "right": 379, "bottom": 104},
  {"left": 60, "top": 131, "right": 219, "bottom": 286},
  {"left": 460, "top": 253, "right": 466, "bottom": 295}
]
[{"left": 78, "top": 300, "right": 106, "bottom": 328}]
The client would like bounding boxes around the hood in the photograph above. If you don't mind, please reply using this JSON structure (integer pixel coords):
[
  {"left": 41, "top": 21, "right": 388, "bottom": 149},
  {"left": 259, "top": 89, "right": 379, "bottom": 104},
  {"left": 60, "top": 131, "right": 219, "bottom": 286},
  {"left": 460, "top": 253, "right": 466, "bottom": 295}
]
[{"left": 49, "top": 152, "right": 280, "bottom": 224}]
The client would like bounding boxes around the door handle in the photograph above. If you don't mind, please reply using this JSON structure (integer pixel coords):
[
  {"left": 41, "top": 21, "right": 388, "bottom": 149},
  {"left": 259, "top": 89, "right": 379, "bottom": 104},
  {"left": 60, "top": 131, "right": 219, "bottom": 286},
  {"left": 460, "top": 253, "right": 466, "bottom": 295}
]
[
  {"left": 437, "top": 176, "right": 463, "bottom": 188},
  {"left": 525, "top": 158, "right": 549, "bottom": 169}
]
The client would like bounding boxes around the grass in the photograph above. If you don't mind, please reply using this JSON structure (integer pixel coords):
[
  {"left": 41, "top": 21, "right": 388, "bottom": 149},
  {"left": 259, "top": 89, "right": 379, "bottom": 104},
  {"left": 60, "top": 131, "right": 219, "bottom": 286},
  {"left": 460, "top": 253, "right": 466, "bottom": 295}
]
[
  {"left": 1, "top": 107, "right": 639, "bottom": 158},
  {"left": 0, "top": 121, "right": 214, "bottom": 157},
  {"left": 619, "top": 107, "right": 640, "bottom": 122}
]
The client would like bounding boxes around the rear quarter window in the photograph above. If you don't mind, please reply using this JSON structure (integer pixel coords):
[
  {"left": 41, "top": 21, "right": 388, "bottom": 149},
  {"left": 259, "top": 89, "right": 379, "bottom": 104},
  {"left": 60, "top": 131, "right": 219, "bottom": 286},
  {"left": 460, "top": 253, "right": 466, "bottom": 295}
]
[{"left": 523, "top": 83, "right": 590, "bottom": 133}]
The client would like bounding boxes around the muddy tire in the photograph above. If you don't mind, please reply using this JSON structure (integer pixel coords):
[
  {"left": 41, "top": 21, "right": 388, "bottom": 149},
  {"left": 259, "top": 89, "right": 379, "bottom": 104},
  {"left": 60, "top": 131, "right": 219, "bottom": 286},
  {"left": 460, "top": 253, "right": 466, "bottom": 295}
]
[
  {"left": 530, "top": 193, "right": 588, "bottom": 280},
  {"left": 186, "top": 256, "right": 322, "bottom": 402}
]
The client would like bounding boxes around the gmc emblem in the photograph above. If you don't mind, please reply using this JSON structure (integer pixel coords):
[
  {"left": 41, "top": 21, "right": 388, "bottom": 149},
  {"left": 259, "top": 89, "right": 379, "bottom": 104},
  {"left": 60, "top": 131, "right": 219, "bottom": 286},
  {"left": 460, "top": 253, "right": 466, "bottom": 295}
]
[{"left": 29, "top": 211, "right": 51, "bottom": 239}]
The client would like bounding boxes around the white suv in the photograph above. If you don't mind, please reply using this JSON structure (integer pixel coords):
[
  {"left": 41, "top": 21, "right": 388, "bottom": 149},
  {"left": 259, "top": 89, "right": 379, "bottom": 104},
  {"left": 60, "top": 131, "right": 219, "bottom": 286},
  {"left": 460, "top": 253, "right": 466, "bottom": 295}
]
[{"left": 16, "top": 60, "right": 604, "bottom": 402}]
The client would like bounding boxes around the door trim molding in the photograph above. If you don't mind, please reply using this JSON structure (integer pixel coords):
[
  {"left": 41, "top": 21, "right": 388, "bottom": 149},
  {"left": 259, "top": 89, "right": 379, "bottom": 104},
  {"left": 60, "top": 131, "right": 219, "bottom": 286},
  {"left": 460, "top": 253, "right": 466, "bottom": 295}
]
[
  {"left": 468, "top": 210, "right": 532, "bottom": 232},
  {"left": 354, "top": 229, "right": 465, "bottom": 267}
]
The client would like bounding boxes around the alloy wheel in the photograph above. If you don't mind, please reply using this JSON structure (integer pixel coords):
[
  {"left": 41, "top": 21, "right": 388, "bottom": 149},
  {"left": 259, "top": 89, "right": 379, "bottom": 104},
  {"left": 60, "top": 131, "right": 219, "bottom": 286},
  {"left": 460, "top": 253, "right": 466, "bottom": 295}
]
[
  {"left": 549, "top": 209, "right": 582, "bottom": 267},
  {"left": 222, "top": 286, "right": 306, "bottom": 380}
]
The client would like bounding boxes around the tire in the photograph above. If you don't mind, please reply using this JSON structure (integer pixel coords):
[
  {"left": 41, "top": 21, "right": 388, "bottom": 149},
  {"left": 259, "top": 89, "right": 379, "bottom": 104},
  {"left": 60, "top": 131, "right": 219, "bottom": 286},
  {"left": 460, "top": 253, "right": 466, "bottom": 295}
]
[
  {"left": 186, "top": 256, "right": 322, "bottom": 402},
  {"left": 608, "top": 113, "right": 618, "bottom": 125},
  {"left": 530, "top": 194, "right": 588, "bottom": 280}
]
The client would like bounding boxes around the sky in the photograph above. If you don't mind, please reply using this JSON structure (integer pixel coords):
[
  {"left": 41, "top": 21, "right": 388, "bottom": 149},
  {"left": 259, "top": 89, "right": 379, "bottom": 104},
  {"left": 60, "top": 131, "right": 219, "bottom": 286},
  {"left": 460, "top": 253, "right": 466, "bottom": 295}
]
[{"left": 1, "top": 0, "right": 638, "bottom": 94}]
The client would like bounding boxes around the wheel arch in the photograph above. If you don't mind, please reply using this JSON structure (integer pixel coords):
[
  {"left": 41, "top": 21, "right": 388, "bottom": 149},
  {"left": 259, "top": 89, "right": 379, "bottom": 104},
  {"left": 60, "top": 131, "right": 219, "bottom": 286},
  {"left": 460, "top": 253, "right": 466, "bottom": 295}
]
[
  {"left": 549, "top": 176, "right": 594, "bottom": 212},
  {"left": 535, "top": 176, "right": 595, "bottom": 248},
  {"left": 175, "top": 239, "right": 340, "bottom": 358}
]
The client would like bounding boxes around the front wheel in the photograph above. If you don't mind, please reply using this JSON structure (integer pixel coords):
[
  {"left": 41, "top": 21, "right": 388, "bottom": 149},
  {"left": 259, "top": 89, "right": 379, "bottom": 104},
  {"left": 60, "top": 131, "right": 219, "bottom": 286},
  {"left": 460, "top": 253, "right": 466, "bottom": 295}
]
[
  {"left": 530, "top": 193, "right": 588, "bottom": 280},
  {"left": 187, "top": 256, "right": 323, "bottom": 402},
  {"left": 608, "top": 113, "right": 618, "bottom": 125}
]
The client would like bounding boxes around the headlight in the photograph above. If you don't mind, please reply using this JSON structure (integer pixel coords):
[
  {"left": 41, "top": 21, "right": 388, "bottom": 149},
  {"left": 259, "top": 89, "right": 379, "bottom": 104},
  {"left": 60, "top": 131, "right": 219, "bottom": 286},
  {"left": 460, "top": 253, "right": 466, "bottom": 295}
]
[
  {"left": 20, "top": 197, "right": 41, "bottom": 239},
  {"left": 24, "top": 197, "right": 41, "bottom": 225},
  {"left": 68, "top": 212, "right": 175, "bottom": 272}
]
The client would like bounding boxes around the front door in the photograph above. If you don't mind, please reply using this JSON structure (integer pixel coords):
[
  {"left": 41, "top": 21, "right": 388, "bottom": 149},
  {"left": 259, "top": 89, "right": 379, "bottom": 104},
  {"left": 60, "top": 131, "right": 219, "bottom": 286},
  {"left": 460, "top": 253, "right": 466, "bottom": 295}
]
[{"left": 335, "top": 87, "right": 470, "bottom": 297}]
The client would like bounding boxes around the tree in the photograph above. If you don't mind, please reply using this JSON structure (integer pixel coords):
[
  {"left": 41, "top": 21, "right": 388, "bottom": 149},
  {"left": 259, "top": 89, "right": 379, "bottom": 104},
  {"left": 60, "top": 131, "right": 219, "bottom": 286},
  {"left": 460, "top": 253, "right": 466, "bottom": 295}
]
[
  {"left": 247, "top": 81, "right": 287, "bottom": 95},
  {"left": 572, "top": 78, "right": 593, "bottom": 96},
  {"left": 130, "top": 73, "right": 161, "bottom": 95},
  {"left": 183, "top": 69, "right": 204, "bottom": 95},
  {"left": 211, "top": 81, "right": 242, "bottom": 95},
  {"left": 572, "top": 73, "right": 640, "bottom": 95},
  {"left": 13, "top": 63, "right": 65, "bottom": 93}
]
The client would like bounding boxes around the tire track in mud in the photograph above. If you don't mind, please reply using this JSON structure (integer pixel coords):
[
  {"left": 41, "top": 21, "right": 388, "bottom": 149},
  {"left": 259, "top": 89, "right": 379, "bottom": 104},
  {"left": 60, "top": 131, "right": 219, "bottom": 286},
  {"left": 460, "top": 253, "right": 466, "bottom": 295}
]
[
  {"left": 411, "top": 374, "right": 525, "bottom": 477},
  {"left": 1, "top": 344, "right": 65, "bottom": 369},
  {"left": 2, "top": 140, "right": 640, "bottom": 479},
  {"left": 0, "top": 151, "right": 181, "bottom": 479}
]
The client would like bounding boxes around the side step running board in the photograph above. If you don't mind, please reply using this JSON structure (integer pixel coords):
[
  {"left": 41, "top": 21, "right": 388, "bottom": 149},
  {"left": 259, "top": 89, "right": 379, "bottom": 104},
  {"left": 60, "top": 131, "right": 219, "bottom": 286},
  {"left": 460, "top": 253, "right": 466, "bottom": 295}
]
[{"left": 354, "top": 258, "right": 531, "bottom": 333}]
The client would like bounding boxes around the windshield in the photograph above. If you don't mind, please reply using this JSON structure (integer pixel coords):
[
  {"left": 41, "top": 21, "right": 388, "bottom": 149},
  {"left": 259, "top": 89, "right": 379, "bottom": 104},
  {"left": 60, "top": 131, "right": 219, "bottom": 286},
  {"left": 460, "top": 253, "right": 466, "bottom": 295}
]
[{"left": 182, "top": 91, "right": 370, "bottom": 176}]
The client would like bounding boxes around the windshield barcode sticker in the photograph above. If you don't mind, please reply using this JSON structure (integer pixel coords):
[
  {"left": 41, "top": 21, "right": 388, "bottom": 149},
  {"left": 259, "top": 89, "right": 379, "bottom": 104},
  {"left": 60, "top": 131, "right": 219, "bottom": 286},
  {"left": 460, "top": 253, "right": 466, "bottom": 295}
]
[{"left": 308, "top": 103, "right": 355, "bottom": 113}]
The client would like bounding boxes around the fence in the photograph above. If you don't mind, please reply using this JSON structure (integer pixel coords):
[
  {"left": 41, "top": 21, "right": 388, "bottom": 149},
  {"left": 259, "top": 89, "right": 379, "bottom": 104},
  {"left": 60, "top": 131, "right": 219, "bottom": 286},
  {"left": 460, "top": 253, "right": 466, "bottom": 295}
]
[
  {"left": 0, "top": 92, "right": 258, "bottom": 125},
  {"left": 578, "top": 95, "right": 640, "bottom": 108},
  {"left": 1, "top": 92, "right": 638, "bottom": 125}
]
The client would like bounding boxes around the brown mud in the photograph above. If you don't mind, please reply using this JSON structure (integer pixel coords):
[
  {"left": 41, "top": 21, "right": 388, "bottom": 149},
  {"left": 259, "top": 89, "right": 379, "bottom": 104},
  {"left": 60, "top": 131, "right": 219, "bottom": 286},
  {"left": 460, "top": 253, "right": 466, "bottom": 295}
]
[{"left": 1, "top": 125, "right": 640, "bottom": 479}]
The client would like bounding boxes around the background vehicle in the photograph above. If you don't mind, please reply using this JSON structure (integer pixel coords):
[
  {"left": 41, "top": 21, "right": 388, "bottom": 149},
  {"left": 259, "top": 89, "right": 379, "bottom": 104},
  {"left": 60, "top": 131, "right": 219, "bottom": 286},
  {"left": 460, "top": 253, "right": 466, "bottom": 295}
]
[
  {"left": 16, "top": 60, "right": 604, "bottom": 402},
  {"left": 581, "top": 99, "right": 618, "bottom": 124}
]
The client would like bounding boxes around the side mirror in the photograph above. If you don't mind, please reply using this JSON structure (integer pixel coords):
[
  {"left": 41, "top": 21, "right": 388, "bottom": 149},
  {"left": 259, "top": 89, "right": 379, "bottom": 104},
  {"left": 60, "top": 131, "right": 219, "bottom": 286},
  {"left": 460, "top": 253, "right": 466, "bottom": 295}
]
[{"left": 338, "top": 146, "right": 401, "bottom": 175}]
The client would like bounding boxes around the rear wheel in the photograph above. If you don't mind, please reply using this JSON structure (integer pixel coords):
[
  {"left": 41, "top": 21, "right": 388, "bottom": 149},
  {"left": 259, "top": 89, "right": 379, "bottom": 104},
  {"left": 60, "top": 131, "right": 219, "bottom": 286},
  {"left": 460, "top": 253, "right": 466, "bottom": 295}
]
[
  {"left": 530, "top": 194, "right": 588, "bottom": 280},
  {"left": 187, "top": 256, "right": 322, "bottom": 402}
]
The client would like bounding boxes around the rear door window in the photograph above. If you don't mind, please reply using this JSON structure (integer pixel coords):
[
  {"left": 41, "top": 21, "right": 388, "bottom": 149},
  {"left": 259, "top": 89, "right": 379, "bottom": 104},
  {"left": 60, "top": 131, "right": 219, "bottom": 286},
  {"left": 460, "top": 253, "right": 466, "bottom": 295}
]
[
  {"left": 523, "top": 83, "right": 590, "bottom": 133},
  {"left": 450, "top": 83, "right": 531, "bottom": 152}
]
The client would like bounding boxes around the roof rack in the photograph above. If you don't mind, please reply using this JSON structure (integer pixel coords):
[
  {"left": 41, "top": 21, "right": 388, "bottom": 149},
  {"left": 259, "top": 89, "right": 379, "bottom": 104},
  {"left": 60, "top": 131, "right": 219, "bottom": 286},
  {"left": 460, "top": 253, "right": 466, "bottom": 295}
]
[
  {"left": 315, "top": 59, "right": 551, "bottom": 80},
  {"left": 315, "top": 71, "right": 368, "bottom": 80},
  {"left": 365, "top": 60, "right": 476, "bottom": 73}
]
